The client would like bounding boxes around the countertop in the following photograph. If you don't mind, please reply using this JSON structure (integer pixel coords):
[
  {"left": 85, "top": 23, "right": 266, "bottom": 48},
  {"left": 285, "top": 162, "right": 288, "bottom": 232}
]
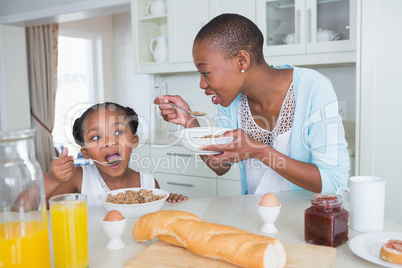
[{"left": 84, "top": 191, "right": 401, "bottom": 267}]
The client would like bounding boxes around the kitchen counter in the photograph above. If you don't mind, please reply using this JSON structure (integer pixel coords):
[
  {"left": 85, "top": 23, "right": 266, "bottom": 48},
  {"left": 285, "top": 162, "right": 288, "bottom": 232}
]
[{"left": 85, "top": 190, "right": 401, "bottom": 267}]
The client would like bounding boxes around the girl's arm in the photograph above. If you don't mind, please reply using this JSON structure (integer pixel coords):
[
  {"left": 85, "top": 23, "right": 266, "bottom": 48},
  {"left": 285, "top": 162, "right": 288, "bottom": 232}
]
[
  {"left": 154, "top": 178, "right": 188, "bottom": 203},
  {"left": 44, "top": 148, "right": 83, "bottom": 201}
]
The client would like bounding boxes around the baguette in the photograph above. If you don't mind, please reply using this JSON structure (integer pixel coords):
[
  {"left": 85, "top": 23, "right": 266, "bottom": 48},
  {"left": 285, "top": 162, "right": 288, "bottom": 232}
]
[
  {"left": 380, "top": 239, "right": 402, "bottom": 264},
  {"left": 133, "top": 210, "right": 286, "bottom": 268}
]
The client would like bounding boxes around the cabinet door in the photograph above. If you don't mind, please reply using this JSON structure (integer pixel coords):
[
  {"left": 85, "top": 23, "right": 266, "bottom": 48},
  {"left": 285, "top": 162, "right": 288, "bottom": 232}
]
[
  {"left": 149, "top": 145, "right": 217, "bottom": 178},
  {"left": 209, "top": 0, "right": 256, "bottom": 22},
  {"left": 218, "top": 179, "right": 242, "bottom": 197},
  {"left": 155, "top": 172, "right": 217, "bottom": 198},
  {"left": 130, "top": 143, "right": 151, "bottom": 173},
  {"left": 168, "top": 0, "right": 209, "bottom": 63},
  {"left": 305, "top": 0, "right": 356, "bottom": 53},
  {"left": 256, "top": 0, "right": 306, "bottom": 56}
]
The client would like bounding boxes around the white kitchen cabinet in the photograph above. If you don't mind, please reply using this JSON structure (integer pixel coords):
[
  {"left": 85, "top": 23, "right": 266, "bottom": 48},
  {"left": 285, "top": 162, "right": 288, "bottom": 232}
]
[
  {"left": 208, "top": 0, "right": 256, "bottom": 23},
  {"left": 218, "top": 179, "right": 242, "bottom": 197},
  {"left": 130, "top": 143, "right": 152, "bottom": 173},
  {"left": 154, "top": 172, "right": 217, "bottom": 198},
  {"left": 256, "top": 0, "right": 357, "bottom": 65},
  {"left": 217, "top": 162, "right": 242, "bottom": 196},
  {"left": 149, "top": 144, "right": 217, "bottom": 178},
  {"left": 131, "top": 0, "right": 256, "bottom": 73}
]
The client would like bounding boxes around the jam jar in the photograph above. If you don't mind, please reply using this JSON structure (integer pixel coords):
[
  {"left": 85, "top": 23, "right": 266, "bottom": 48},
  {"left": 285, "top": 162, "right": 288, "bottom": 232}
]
[{"left": 304, "top": 193, "right": 348, "bottom": 247}]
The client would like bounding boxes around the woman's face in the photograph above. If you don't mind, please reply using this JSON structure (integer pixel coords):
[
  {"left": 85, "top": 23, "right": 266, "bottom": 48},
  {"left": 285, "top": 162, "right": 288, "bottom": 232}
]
[
  {"left": 192, "top": 42, "right": 244, "bottom": 107},
  {"left": 80, "top": 107, "right": 138, "bottom": 175}
]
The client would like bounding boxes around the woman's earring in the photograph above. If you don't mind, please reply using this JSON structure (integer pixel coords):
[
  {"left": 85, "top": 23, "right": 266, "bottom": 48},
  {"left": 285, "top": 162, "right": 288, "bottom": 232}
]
[{"left": 241, "top": 69, "right": 245, "bottom": 73}]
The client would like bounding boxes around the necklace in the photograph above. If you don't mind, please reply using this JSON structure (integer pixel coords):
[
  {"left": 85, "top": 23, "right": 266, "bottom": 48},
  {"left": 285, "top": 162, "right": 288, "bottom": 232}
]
[{"left": 239, "top": 84, "right": 295, "bottom": 148}]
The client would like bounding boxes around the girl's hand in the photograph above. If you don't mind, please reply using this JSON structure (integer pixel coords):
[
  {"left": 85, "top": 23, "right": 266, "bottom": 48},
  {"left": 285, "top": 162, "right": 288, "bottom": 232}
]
[
  {"left": 154, "top": 95, "right": 199, "bottom": 128},
  {"left": 166, "top": 193, "right": 188, "bottom": 203},
  {"left": 200, "top": 129, "right": 267, "bottom": 163},
  {"left": 50, "top": 147, "right": 76, "bottom": 184}
]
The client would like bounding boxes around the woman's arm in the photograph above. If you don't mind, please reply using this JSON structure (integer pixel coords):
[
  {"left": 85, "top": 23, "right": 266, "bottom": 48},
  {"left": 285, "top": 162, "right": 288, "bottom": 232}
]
[{"left": 200, "top": 129, "right": 322, "bottom": 192}]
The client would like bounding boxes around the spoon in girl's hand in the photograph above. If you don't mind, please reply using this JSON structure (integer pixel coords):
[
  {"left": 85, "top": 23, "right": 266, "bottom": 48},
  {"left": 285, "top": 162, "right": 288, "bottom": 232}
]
[
  {"left": 168, "top": 102, "right": 207, "bottom": 117},
  {"left": 53, "top": 157, "right": 125, "bottom": 166},
  {"left": 91, "top": 157, "right": 125, "bottom": 166}
]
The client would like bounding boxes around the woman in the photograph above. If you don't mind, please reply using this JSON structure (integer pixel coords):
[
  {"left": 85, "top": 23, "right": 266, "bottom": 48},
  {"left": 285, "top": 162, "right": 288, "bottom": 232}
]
[{"left": 155, "top": 14, "right": 349, "bottom": 194}]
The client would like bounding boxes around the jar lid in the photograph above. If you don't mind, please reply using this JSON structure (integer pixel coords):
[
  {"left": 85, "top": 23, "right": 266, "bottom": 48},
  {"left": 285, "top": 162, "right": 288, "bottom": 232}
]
[
  {"left": 311, "top": 193, "right": 342, "bottom": 206},
  {"left": 0, "top": 128, "right": 35, "bottom": 141}
]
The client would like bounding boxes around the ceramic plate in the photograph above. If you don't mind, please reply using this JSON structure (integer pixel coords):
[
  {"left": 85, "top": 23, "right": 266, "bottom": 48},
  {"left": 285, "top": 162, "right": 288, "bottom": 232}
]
[{"left": 349, "top": 232, "right": 402, "bottom": 267}]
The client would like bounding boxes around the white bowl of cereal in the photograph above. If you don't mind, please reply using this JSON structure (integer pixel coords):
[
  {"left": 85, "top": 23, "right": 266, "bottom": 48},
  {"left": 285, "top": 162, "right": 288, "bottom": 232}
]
[
  {"left": 99, "top": 188, "right": 169, "bottom": 219},
  {"left": 174, "top": 127, "right": 234, "bottom": 155}
]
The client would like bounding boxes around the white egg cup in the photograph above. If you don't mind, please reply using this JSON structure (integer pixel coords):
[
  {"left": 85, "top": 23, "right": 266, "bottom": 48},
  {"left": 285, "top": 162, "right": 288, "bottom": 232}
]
[
  {"left": 257, "top": 204, "right": 281, "bottom": 233},
  {"left": 102, "top": 218, "right": 127, "bottom": 249}
]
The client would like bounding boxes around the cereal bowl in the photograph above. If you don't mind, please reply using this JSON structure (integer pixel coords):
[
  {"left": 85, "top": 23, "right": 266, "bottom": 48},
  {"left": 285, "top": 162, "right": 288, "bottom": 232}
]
[
  {"left": 99, "top": 188, "right": 169, "bottom": 219},
  {"left": 174, "top": 127, "right": 234, "bottom": 155}
]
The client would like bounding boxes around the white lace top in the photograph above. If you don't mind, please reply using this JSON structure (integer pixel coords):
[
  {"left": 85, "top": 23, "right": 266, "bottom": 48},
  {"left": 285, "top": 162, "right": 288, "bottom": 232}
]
[
  {"left": 239, "top": 84, "right": 295, "bottom": 194},
  {"left": 81, "top": 164, "right": 155, "bottom": 206}
]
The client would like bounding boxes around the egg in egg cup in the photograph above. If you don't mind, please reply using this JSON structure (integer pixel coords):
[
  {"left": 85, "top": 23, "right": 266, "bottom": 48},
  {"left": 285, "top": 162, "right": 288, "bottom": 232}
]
[
  {"left": 102, "top": 210, "right": 127, "bottom": 249},
  {"left": 257, "top": 193, "right": 281, "bottom": 233}
]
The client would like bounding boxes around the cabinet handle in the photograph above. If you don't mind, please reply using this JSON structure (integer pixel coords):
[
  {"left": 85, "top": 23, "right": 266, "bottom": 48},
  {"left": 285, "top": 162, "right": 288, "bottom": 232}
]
[
  {"left": 308, "top": 8, "right": 312, "bottom": 43},
  {"left": 167, "top": 182, "right": 194, "bottom": 187},
  {"left": 297, "top": 9, "right": 301, "bottom": 43},
  {"left": 166, "top": 152, "right": 193, "bottom": 158}
]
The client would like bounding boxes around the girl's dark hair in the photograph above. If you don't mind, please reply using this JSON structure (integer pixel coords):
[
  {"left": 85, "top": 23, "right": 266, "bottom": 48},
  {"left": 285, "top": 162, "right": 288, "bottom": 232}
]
[
  {"left": 194, "top": 13, "right": 265, "bottom": 65},
  {"left": 72, "top": 102, "right": 138, "bottom": 146}
]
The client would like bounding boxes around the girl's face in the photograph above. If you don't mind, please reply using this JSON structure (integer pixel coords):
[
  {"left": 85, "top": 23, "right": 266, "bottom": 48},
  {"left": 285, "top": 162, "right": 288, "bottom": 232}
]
[
  {"left": 80, "top": 107, "right": 138, "bottom": 174},
  {"left": 192, "top": 42, "right": 245, "bottom": 107}
]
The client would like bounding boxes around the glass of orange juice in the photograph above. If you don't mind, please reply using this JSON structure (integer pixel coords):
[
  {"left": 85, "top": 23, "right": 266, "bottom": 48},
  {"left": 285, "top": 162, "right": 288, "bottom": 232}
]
[{"left": 50, "top": 194, "right": 88, "bottom": 268}]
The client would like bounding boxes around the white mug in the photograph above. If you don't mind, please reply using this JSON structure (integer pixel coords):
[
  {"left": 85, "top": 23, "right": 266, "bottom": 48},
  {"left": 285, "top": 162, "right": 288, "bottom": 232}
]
[{"left": 337, "top": 176, "right": 386, "bottom": 232}]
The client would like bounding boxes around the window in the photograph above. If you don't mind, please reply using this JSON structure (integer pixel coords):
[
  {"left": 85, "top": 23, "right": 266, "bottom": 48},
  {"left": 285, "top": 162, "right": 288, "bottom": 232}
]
[{"left": 52, "top": 33, "right": 101, "bottom": 159}]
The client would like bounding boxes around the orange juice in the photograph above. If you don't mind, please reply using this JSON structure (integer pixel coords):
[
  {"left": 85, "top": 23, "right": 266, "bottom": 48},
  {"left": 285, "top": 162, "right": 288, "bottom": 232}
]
[
  {"left": 50, "top": 199, "right": 88, "bottom": 268},
  {"left": 0, "top": 220, "right": 51, "bottom": 268}
]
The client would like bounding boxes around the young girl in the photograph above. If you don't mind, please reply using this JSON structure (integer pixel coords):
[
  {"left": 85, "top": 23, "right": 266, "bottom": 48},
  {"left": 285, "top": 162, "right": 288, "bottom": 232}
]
[
  {"left": 45, "top": 102, "right": 187, "bottom": 205},
  {"left": 155, "top": 14, "right": 350, "bottom": 195}
]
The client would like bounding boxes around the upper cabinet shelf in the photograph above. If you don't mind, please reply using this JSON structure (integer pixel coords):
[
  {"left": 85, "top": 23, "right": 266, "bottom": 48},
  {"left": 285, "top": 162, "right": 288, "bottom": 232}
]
[
  {"left": 131, "top": 0, "right": 357, "bottom": 74},
  {"left": 137, "top": 14, "right": 167, "bottom": 22}
]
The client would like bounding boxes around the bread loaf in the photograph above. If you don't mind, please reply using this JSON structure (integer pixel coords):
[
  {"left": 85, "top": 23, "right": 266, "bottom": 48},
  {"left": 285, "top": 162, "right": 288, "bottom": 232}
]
[
  {"left": 380, "top": 239, "right": 402, "bottom": 264},
  {"left": 133, "top": 210, "right": 286, "bottom": 268}
]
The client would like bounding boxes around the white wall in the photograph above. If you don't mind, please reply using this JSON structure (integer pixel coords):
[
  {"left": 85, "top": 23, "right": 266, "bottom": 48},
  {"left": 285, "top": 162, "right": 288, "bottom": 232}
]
[
  {"left": 359, "top": 0, "right": 402, "bottom": 224},
  {"left": 0, "top": 25, "right": 30, "bottom": 131}
]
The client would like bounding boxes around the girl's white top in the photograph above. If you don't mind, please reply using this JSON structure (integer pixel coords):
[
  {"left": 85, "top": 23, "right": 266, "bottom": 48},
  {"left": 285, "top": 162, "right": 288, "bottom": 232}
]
[
  {"left": 81, "top": 163, "right": 155, "bottom": 206},
  {"left": 239, "top": 84, "right": 295, "bottom": 194}
]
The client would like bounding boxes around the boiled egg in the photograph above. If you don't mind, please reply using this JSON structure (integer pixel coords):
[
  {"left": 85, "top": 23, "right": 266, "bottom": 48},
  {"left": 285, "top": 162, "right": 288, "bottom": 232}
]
[
  {"left": 259, "top": 193, "right": 279, "bottom": 207},
  {"left": 104, "top": 210, "right": 125, "bottom": 221}
]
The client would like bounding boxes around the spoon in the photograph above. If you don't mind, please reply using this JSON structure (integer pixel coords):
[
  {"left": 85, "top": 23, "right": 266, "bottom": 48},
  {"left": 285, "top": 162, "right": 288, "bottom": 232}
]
[
  {"left": 53, "top": 157, "right": 125, "bottom": 166},
  {"left": 169, "top": 102, "right": 207, "bottom": 117},
  {"left": 91, "top": 157, "right": 125, "bottom": 166}
]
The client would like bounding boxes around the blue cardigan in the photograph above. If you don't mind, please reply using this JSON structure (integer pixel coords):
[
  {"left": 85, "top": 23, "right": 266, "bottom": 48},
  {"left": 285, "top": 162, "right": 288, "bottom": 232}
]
[{"left": 217, "top": 65, "right": 350, "bottom": 194}]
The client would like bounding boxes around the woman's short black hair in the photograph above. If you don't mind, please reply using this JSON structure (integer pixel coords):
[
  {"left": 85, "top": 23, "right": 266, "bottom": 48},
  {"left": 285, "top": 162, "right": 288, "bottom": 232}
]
[
  {"left": 194, "top": 13, "right": 265, "bottom": 65},
  {"left": 72, "top": 102, "right": 138, "bottom": 146}
]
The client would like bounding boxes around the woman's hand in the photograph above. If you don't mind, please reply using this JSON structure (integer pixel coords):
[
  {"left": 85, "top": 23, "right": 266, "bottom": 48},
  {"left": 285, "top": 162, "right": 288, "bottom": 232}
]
[
  {"left": 166, "top": 193, "right": 188, "bottom": 203},
  {"left": 154, "top": 95, "right": 199, "bottom": 128},
  {"left": 50, "top": 147, "right": 76, "bottom": 184},
  {"left": 200, "top": 129, "right": 267, "bottom": 163}
]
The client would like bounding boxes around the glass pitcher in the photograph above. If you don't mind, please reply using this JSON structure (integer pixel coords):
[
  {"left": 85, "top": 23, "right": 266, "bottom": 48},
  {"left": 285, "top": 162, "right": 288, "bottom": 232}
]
[{"left": 0, "top": 128, "right": 51, "bottom": 267}]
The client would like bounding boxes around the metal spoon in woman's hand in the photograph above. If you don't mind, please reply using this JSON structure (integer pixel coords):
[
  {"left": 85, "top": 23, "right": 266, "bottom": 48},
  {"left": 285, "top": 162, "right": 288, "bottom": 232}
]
[{"left": 169, "top": 102, "right": 207, "bottom": 117}]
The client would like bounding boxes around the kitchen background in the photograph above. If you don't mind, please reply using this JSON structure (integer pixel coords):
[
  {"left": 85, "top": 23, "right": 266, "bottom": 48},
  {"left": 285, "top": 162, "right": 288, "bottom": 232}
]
[{"left": 0, "top": 0, "right": 401, "bottom": 224}]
